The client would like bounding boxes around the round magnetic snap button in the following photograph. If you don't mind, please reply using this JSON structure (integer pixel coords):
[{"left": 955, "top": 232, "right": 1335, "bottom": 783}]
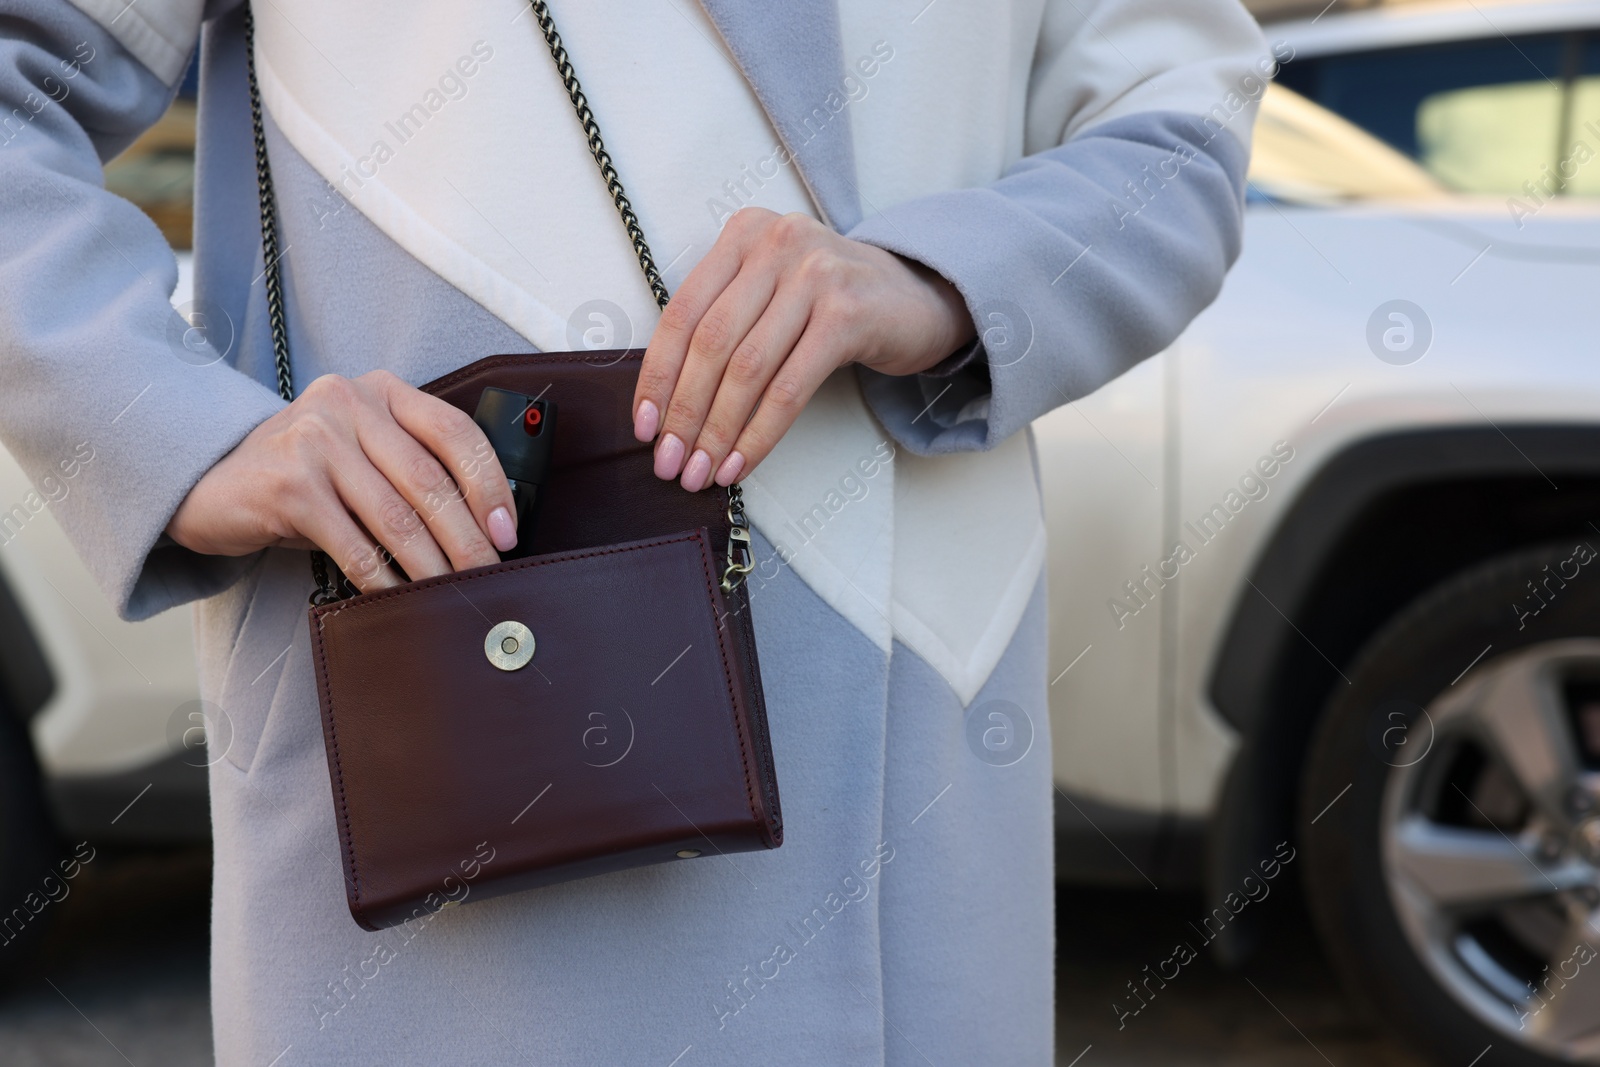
[{"left": 485, "top": 621, "right": 535, "bottom": 671}]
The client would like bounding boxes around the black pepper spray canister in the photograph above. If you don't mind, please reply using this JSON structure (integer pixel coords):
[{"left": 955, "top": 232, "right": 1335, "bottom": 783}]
[{"left": 472, "top": 387, "right": 557, "bottom": 560}]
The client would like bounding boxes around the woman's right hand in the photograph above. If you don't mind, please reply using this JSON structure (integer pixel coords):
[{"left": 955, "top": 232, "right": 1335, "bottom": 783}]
[{"left": 166, "top": 370, "right": 518, "bottom": 593}]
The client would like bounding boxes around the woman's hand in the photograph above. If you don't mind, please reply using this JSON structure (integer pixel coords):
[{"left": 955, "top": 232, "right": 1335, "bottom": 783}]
[
  {"left": 633, "top": 208, "right": 975, "bottom": 491},
  {"left": 167, "top": 370, "right": 518, "bottom": 592}
]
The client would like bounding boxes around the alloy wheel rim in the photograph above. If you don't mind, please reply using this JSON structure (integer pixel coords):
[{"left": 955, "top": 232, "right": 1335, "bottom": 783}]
[{"left": 1381, "top": 639, "right": 1600, "bottom": 1059}]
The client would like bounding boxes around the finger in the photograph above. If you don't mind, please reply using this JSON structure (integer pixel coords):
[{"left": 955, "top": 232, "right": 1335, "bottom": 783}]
[
  {"left": 682, "top": 286, "right": 811, "bottom": 491},
  {"left": 298, "top": 423, "right": 455, "bottom": 580},
  {"left": 379, "top": 376, "right": 518, "bottom": 556},
  {"left": 291, "top": 485, "right": 405, "bottom": 593},
  {"left": 357, "top": 414, "right": 501, "bottom": 573},
  {"left": 655, "top": 270, "right": 776, "bottom": 487},
  {"left": 284, "top": 418, "right": 441, "bottom": 582},
  {"left": 723, "top": 325, "right": 841, "bottom": 482},
  {"left": 633, "top": 208, "right": 774, "bottom": 442}
]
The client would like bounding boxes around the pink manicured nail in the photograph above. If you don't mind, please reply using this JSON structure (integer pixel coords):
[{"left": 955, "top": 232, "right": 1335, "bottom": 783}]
[
  {"left": 634, "top": 399, "right": 659, "bottom": 442},
  {"left": 681, "top": 449, "right": 711, "bottom": 492},
  {"left": 654, "top": 433, "right": 685, "bottom": 480},
  {"left": 714, "top": 451, "right": 745, "bottom": 487},
  {"left": 487, "top": 506, "right": 517, "bottom": 552}
]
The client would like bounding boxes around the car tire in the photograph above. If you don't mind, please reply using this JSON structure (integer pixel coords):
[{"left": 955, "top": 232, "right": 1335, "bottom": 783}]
[
  {"left": 0, "top": 700, "right": 60, "bottom": 985},
  {"left": 1302, "top": 540, "right": 1600, "bottom": 1066}
]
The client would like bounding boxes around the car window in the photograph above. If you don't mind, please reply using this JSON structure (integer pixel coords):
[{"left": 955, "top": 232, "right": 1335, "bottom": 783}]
[
  {"left": 1276, "top": 31, "right": 1600, "bottom": 197},
  {"left": 1248, "top": 83, "right": 1445, "bottom": 202},
  {"left": 1417, "top": 74, "right": 1600, "bottom": 196},
  {"left": 1417, "top": 79, "right": 1563, "bottom": 194}
]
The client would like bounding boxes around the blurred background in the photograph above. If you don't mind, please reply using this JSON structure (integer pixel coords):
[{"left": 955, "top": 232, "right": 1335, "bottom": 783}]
[{"left": 8, "top": 0, "right": 1600, "bottom": 1063}]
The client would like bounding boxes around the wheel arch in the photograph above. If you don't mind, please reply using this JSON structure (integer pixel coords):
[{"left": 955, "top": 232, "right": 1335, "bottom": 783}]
[{"left": 1203, "top": 423, "right": 1600, "bottom": 965}]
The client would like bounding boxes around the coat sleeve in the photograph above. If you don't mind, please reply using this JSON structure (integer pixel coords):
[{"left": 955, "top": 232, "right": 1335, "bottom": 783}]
[
  {"left": 847, "top": 0, "right": 1270, "bottom": 454},
  {"left": 0, "top": 0, "right": 286, "bottom": 620}
]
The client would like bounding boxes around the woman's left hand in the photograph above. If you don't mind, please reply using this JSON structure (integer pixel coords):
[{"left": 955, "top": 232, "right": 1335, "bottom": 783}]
[{"left": 632, "top": 207, "right": 976, "bottom": 491}]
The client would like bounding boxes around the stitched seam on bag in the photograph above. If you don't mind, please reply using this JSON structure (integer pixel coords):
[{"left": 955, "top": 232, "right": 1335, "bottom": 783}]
[
  {"left": 732, "top": 582, "right": 782, "bottom": 844},
  {"left": 689, "top": 536, "right": 764, "bottom": 834},
  {"left": 312, "top": 625, "right": 367, "bottom": 926},
  {"left": 422, "top": 351, "right": 642, "bottom": 396},
  {"left": 310, "top": 534, "right": 700, "bottom": 618}
]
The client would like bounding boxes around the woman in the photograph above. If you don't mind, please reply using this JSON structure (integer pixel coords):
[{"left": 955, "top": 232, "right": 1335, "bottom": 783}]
[{"left": 0, "top": 0, "right": 1265, "bottom": 1062}]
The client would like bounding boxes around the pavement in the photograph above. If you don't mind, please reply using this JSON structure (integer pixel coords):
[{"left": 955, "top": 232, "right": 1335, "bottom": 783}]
[
  {"left": 1, "top": 847, "right": 212, "bottom": 1067},
  {"left": 0, "top": 847, "right": 1424, "bottom": 1066},
  {"left": 1053, "top": 881, "right": 1426, "bottom": 1067}
]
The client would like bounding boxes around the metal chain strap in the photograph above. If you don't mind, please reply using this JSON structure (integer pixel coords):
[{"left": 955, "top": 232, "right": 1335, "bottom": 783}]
[
  {"left": 526, "top": 0, "right": 671, "bottom": 312},
  {"left": 243, "top": 7, "right": 293, "bottom": 405},
  {"left": 724, "top": 482, "right": 753, "bottom": 593},
  {"left": 243, "top": 2, "right": 754, "bottom": 596}
]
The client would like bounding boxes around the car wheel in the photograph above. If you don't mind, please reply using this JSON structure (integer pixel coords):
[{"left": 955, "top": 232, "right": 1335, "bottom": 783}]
[
  {"left": 1302, "top": 540, "right": 1600, "bottom": 1065},
  {"left": 0, "top": 699, "right": 59, "bottom": 984}
]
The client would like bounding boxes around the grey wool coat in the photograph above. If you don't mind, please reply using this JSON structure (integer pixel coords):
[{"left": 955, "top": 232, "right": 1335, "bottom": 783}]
[{"left": 0, "top": 0, "right": 1263, "bottom": 1063}]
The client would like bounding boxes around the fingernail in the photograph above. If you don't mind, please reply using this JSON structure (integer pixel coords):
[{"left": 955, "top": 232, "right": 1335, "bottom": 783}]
[
  {"left": 714, "top": 451, "right": 745, "bottom": 487},
  {"left": 654, "top": 433, "right": 685, "bottom": 480},
  {"left": 634, "top": 399, "right": 659, "bottom": 442},
  {"left": 487, "top": 506, "right": 517, "bottom": 552},
  {"left": 681, "top": 449, "right": 711, "bottom": 492}
]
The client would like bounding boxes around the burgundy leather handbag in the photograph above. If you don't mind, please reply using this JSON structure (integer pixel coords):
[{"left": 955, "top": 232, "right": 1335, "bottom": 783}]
[{"left": 244, "top": 2, "right": 781, "bottom": 930}]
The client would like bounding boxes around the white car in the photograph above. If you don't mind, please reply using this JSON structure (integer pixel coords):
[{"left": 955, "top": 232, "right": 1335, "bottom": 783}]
[
  {"left": 1040, "top": 0, "right": 1600, "bottom": 1062},
  {"left": 3, "top": 1, "right": 1600, "bottom": 1062}
]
